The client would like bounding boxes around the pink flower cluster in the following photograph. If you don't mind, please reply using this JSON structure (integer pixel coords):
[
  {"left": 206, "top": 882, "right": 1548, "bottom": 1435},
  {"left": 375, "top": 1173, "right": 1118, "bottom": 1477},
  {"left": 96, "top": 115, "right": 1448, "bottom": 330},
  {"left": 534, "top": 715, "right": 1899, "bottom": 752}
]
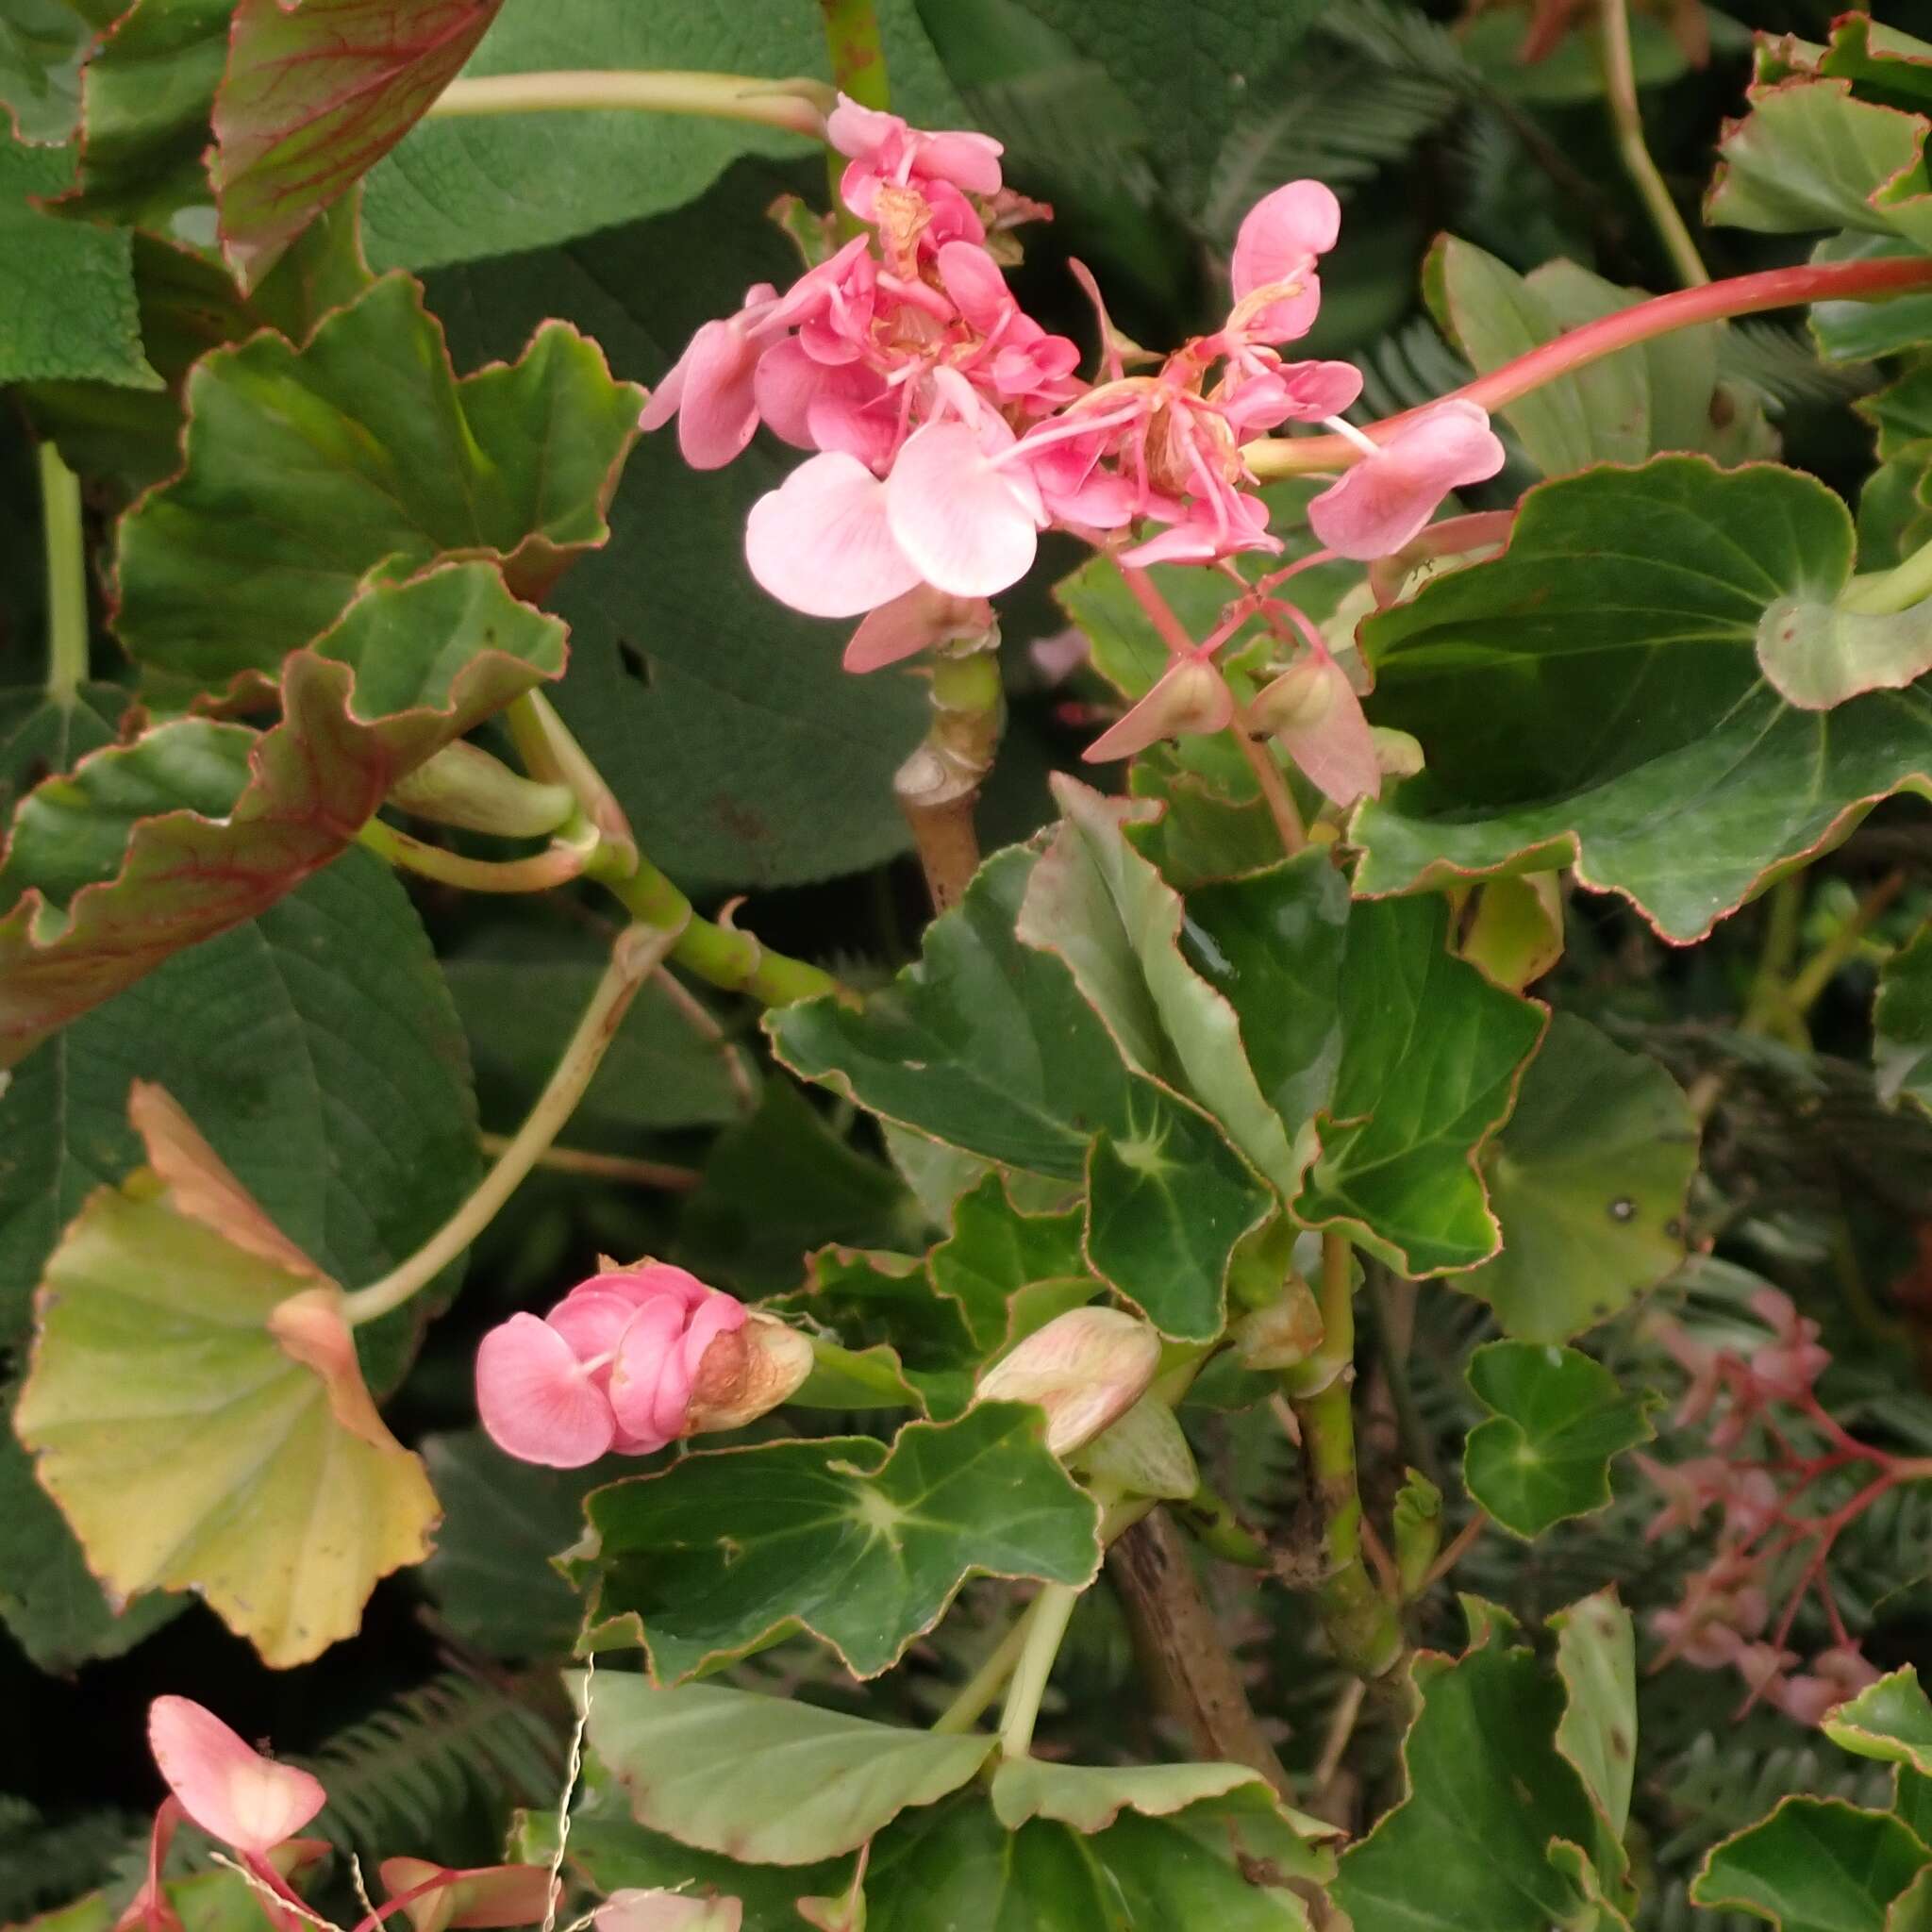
[
  {"left": 641, "top": 97, "right": 1506, "bottom": 705},
  {"left": 1640, "top": 1289, "right": 1889, "bottom": 1726}
]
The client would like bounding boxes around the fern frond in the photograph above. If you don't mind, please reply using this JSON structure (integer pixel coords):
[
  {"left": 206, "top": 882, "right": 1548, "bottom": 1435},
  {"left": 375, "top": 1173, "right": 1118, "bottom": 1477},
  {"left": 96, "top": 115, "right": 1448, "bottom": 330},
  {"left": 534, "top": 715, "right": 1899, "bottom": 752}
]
[
  {"left": 1718, "top": 320, "right": 1879, "bottom": 412},
  {"left": 0, "top": 1801, "right": 144, "bottom": 1922},
  {"left": 292, "top": 1675, "right": 565, "bottom": 1867},
  {"left": 1316, "top": 0, "right": 1480, "bottom": 84},
  {"left": 1649, "top": 1727, "right": 1890, "bottom": 1867},
  {"left": 1350, "top": 315, "right": 1477, "bottom": 423}
]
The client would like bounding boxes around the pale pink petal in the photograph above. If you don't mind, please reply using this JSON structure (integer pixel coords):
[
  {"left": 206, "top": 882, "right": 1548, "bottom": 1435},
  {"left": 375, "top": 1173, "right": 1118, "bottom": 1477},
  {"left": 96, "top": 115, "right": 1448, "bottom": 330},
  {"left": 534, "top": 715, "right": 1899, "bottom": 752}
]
[
  {"left": 1231, "top": 181, "right": 1342, "bottom": 301},
  {"left": 596, "top": 1889, "right": 742, "bottom": 1932},
  {"left": 1228, "top": 359, "right": 1363, "bottom": 430},
  {"left": 638, "top": 350, "right": 690, "bottom": 434},
  {"left": 628, "top": 1261, "right": 721, "bottom": 1311},
  {"left": 675, "top": 322, "right": 763, "bottom": 470},
  {"left": 751, "top": 338, "right": 826, "bottom": 448},
  {"left": 608, "top": 1299, "right": 698, "bottom": 1451},
  {"left": 807, "top": 388, "right": 898, "bottom": 471},
  {"left": 745, "top": 453, "right": 924, "bottom": 617},
  {"left": 937, "top": 241, "right": 1012, "bottom": 332},
  {"left": 147, "top": 1698, "right": 325, "bottom": 1857},
  {"left": 475, "top": 1314, "right": 616, "bottom": 1469},
  {"left": 1307, "top": 401, "right": 1506, "bottom": 560},
  {"left": 1241, "top": 278, "right": 1323, "bottom": 346},
  {"left": 921, "top": 179, "right": 989, "bottom": 248},
  {"left": 1082, "top": 658, "right": 1234, "bottom": 761},
  {"left": 843, "top": 586, "right": 993, "bottom": 673},
  {"left": 921, "top": 129, "right": 1005, "bottom": 195},
  {"left": 825, "top": 95, "right": 906, "bottom": 164},
  {"left": 886, "top": 423, "right": 1039, "bottom": 598},
  {"left": 544, "top": 1285, "right": 643, "bottom": 1370},
  {"left": 1254, "top": 656, "right": 1381, "bottom": 807},
  {"left": 379, "top": 1859, "right": 558, "bottom": 1932}
]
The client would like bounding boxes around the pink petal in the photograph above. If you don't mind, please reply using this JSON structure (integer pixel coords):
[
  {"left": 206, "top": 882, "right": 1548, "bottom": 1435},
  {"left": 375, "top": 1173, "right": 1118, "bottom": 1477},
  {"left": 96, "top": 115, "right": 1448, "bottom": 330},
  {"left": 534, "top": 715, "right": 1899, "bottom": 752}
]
[
  {"left": 1254, "top": 656, "right": 1381, "bottom": 808},
  {"left": 596, "top": 1890, "right": 742, "bottom": 1932},
  {"left": 1307, "top": 401, "right": 1507, "bottom": 560},
  {"left": 825, "top": 95, "right": 906, "bottom": 164},
  {"left": 544, "top": 1285, "right": 644, "bottom": 1368},
  {"left": 607, "top": 1300, "right": 698, "bottom": 1451},
  {"left": 885, "top": 422, "right": 1039, "bottom": 598},
  {"left": 379, "top": 1860, "right": 558, "bottom": 1932},
  {"left": 638, "top": 350, "right": 688, "bottom": 434},
  {"left": 745, "top": 452, "right": 924, "bottom": 618},
  {"left": 843, "top": 586, "right": 993, "bottom": 673},
  {"left": 937, "top": 241, "right": 1012, "bottom": 332},
  {"left": 751, "top": 338, "right": 825, "bottom": 448},
  {"left": 1231, "top": 181, "right": 1342, "bottom": 302},
  {"left": 921, "top": 129, "right": 1005, "bottom": 196},
  {"left": 675, "top": 321, "right": 763, "bottom": 470},
  {"left": 1082, "top": 658, "right": 1234, "bottom": 762},
  {"left": 147, "top": 1699, "right": 325, "bottom": 1857},
  {"left": 475, "top": 1314, "right": 616, "bottom": 1469}
]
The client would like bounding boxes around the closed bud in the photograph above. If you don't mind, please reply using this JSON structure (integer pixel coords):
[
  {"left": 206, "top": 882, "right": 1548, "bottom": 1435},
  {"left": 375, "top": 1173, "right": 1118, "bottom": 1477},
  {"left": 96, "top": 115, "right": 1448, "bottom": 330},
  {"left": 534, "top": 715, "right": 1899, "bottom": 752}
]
[
  {"left": 1232, "top": 1273, "right": 1324, "bottom": 1371},
  {"left": 1392, "top": 1468, "right": 1442, "bottom": 1600},
  {"left": 1372, "top": 726, "right": 1424, "bottom": 780},
  {"left": 974, "top": 1307, "right": 1161, "bottom": 1456},
  {"left": 388, "top": 741, "right": 578, "bottom": 839},
  {"left": 1248, "top": 657, "right": 1334, "bottom": 735},
  {"left": 1075, "top": 1394, "right": 1198, "bottom": 1499},
  {"left": 687, "top": 1310, "right": 816, "bottom": 1436},
  {"left": 1081, "top": 657, "right": 1234, "bottom": 763}
]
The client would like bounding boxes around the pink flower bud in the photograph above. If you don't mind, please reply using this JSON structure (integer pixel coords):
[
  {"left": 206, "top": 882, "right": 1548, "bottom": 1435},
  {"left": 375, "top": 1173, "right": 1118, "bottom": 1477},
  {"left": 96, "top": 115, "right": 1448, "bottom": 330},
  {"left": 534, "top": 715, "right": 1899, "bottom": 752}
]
[
  {"left": 974, "top": 1307, "right": 1161, "bottom": 1455},
  {"left": 146, "top": 1697, "right": 325, "bottom": 1857},
  {"left": 1248, "top": 654, "right": 1381, "bottom": 807},
  {"left": 377, "top": 1860, "right": 558, "bottom": 1932},
  {"left": 476, "top": 1263, "right": 789, "bottom": 1469},
  {"left": 1081, "top": 656, "right": 1234, "bottom": 762},
  {"left": 1307, "top": 402, "right": 1507, "bottom": 561}
]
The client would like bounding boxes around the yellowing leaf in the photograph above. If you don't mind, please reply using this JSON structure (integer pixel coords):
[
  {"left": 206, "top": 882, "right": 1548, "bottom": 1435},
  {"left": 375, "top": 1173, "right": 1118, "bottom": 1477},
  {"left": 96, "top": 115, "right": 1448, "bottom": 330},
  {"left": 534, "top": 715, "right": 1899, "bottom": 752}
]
[{"left": 14, "top": 1085, "right": 438, "bottom": 1666}]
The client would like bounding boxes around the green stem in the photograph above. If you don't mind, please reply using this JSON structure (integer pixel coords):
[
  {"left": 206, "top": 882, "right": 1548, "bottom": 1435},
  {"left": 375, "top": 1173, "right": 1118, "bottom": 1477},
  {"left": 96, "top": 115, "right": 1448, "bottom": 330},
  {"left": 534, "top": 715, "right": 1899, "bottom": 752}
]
[
  {"left": 1597, "top": 0, "right": 1707, "bottom": 289},
  {"left": 425, "top": 70, "right": 833, "bottom": 139},
  {"left": 895, "top": 632, "right": 1004, "bottom": 912},
  {"left": 818, "top": 0, "right": 888, "bottom": 220},
  {"left": 1177, "top": 1479, "right": 1274, "bottom": 1568},
  {"left": 1288, "top": 1234, "right": 1402, "bottom": 1678},
  {"left": 357, "top": 814, "right": 591, "bottom": 893},
  {"left": 1841, "top": 531, "right": 1932, "bottom": 617},
  {"left": 341, "top": 924, "right": 675, "bottom": 1325},
  {"left": 1785, "top": 869, "right": 1907, "bottom": 1019},
  {"left": 997, "top": 1582, "right": 1080, "bottom": 1758},
  {"left": 1245, "top": 254, "right": 1932, "bottom": 479},
  {"left": 931, "top": 1600, "right": 1041, "bottom": 1736},
  {"left": 39, "top": 442, "right": 87, "bottom": 706},
  {"left": 1741, "top": 874, "right": 1806, "bottom": 1040}
]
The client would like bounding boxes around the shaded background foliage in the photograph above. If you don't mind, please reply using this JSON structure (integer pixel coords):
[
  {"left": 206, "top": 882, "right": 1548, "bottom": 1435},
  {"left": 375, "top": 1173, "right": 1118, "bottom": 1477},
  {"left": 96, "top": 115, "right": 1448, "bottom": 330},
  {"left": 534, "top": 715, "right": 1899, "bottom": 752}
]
[{"left": 5, "top": 0, "right": 1932, "bottom": 1926}]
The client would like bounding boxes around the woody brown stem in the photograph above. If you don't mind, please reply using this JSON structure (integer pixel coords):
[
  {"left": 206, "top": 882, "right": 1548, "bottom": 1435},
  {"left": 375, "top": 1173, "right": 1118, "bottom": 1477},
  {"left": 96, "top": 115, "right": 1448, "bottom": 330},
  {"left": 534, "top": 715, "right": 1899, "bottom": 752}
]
[
  {"left": 895, "top": 631, "right": 1004, "bottom": 912},
  {"left": 1107, "top": 1509, "right": 1291, "bottom": 1794}
]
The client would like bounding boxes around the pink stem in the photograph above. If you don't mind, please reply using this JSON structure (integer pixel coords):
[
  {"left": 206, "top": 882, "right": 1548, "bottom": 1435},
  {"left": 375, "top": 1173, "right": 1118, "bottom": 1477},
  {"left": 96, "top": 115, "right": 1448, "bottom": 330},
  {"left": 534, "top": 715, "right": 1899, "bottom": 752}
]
[
  {"left": 1114, "top": 560, "right": 1198, "bottom": 656},
  {"left": 1246, "top": 254, "right": 1932, "bottom": 476}
]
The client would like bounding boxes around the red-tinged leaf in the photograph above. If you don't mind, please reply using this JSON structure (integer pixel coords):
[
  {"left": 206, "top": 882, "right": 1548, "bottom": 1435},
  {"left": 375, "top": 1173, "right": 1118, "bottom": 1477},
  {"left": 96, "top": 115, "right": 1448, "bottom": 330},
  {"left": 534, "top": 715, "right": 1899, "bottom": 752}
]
[
  {"left": 0, "top": 560, "right": 563, "bottom": 1067},
  {"left": 212, "top": 0, "right": 505, "bottom": 291}
]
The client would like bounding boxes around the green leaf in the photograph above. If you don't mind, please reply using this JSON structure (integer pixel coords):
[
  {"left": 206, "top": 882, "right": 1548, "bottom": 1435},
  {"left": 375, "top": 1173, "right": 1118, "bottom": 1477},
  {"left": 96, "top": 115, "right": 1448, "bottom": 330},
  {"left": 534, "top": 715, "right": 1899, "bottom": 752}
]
[
  {"left": 1890, "top": 1869, "right": 1932, "bottom": 1932},
  {"left": 583, "top": 1677, "right": 994, "bottom": 1865},
  {"left": 0, "top": 561, "right": 564, "bottom": 1065},
  {"left": 1551, "top": 1589, "right": 1639, "bottom": 1842},
  {"left": 424, "top": 172, "right": 927, "bottom": 891},
  {"left": 1757, "top": 592, "right": 1932, "bottom": 710},
  {"left": 1900, "top": 1768, "right": 1932, "bottom": 1848},
  {"left": 1692, "top": 1797, "right": 1932, "bottom": 1932},
  {"left": 1334, "top": 1640, "right": 1611, "bottom": 1932},
  {"left": 1463, "top": 1341, "right": 1655, "bottom": 1540},
  {"left": 14, "top": 1086, "right": 441, "bottom": 1667},
  {"left": 1017, "top": 776, "right": 1299, "bottom": 1193},
  {"left": 210, "top": 0, "right": 506, "bottom": 289},
  {"left": 1878, "top": 919, "right": 1932, "bottom": 1115},
  {"left": 1351, "top": 458, "right": 1932, "bottom": 942},
  {"left": 578, "top": 1405, "right": 1101, "bottom": 1681},
  {"left": 359, "top": 0, "right": 966, "bottom": 270},
  {"left": 419, "top": 1430, "right": 606, "bottom": 1658},
  {"left": 1183, "top": 858, "right": 1545, "bottom": 1275},
  {"left": 0, "top": 1409, "right": 182, "bottom": 1669},
  {"left": 1825, "top": 1670, "right": 1932, "bottom": 1778},
  {"left": 0, "top": 680, "right": 122, "bottom": 812},
  {"left": 770, "top": 847, "right": 1274, "bottom": 1339},
  {"left": 988, "top": 1758, "right": 1291, "bottom": 1834},
  {"left": 863, "top": 1785, "right": 1330, "bottom": 1931},
  {"left": 1456, "top": 1015, "right": 1696, "bottom": 1341},
  {"left": 928, "top": 1172, "right": 1092, "bottom": 1356},
  {"left": 0, "top": 135, "right": 158, "bottom": 385},
  {"left": 0, "top": 0, "right": 90, "bottom": 144},
  {"left": 1813, "top": 233, "right": 1932, "bottom": 362},
  {"left": 114, "top": 272, "right": 639, "bottom": 691}
]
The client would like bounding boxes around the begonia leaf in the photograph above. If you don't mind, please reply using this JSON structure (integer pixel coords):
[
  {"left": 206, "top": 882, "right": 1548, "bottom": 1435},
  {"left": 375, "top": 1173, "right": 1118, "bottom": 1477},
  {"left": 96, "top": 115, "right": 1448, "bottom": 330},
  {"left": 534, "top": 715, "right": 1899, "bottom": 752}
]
[
  {"left": 1463, "top": 1341, "right": 1655, "bottom": 1540},
  {"left": 1691, "top": 1797, "right": 1931, "bottom": 1931},
  {"left": 113, "top": 271, "right": 638, "bottom": 691},
  {"left": 14, "top": 1084, "right": 439, "bottom": 1666},
  {"left": 1182, "top": 856, "right": 1545, "bottom": 1275},
  {"left": 582, "top": 1676, "right": 994, "bottom": 1866},
  {"left": 1824, "top": 1669, "right": 1932, "bottom": 1778},
  {"left": 1351, "top": 458, "right": 1932, "bottom": 942},
  {"left": 988, "top": 1758, "right": 1309, "bottom": 1835},
  {"left": 1456, "top": 1015, "right": 1696, "bottom": 1341},
  {"left": 0, "top": 560, "right": 564, "bottom": 1065},
  {"left": 577, "top": 1404, "right": 1101, "bottom": 1682},
  {"left": 769, "top": 847, "right": 1274, "bottom": 1340},
  {"left": 1551, "top": 1589, "right": 1639, "bottom": 1842},
  {"left": 0, "top": 0, "right": 90, "bottom": 143},
  {"left": 211, "top": 0, "right": 506, "bottom": 290},
  {"left": 1878, "top": 921, "right": 1932, "bottom": 1113},
  {"left": 927, "top": 1171, "right": 1093, "bottom": 1355}
]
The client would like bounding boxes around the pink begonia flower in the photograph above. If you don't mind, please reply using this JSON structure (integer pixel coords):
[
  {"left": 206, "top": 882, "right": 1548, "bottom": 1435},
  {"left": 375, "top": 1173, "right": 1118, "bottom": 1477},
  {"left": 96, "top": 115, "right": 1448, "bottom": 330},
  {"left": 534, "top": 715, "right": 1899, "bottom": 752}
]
[
  {"left": 745, "top": 452, "right": 925, "bottom": 618},
  {"left": 596, "top": 1888, "right": 743, "bottom": 1932},
  {"left": 378, "top": 1859, "right": 558, "bottom": 1932},
  {"left": 826, "top": 94, "right": 1004, "bottom": 227},
  {"left": 475, "top": 1263, "right": 748, "bottom": 1468},
  {"left": 1307, "top": 401, "right": 1507, "bottom": 560},
  {"left": 1083, "top": 656, "right": 1234, "bottom": 762},
  {"left": 638, "top": 285, "right": 779, "bottom": 471},
  {"left": 147, "top": 1697, "right": 325, "bottom": 1857},
  {"left": 1229, "top": 180, "right": 1342, "bottom": 343},
  {"left": 1770, "top": 1646, "right": 1879, "bottom": 1726},
  {"left": 1249, "top": 653, "right": 1381, "bottom": 808},
  {"left": 843, "top": 584, "right": 994, "bottom": 673}
]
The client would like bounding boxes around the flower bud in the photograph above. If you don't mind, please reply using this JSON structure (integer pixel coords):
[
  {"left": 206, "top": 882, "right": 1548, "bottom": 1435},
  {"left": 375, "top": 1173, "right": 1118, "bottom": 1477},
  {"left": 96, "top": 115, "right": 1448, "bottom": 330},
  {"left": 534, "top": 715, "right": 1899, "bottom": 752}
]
[
  {"left": 1232, "top": 1273, "right": 1324, "bottom": 1371},
  {"left": 1372, "top": 726, "right": 1424, "bottom": 780},
  {"left": 974, "top": 1307, "right": 1161, "bottom": 1455},
  {"left": 686, "top": 1310, "right": 816, "bottom": 1435},
  {"left": 386, "top": 741, "right": 579, "bottom": 839},
  {"left": 1250, "top": 653, "right": 1380, "bottom": 808},
  {"left": 377, "top": 1860, "right": 558, "bottom": 1932},
  {"left": 1075, "top": 1394, "right": 1198, "bottom": 1499},
  {"left": 1081, "top": 656, "right": 1235, "bottom": 763}
]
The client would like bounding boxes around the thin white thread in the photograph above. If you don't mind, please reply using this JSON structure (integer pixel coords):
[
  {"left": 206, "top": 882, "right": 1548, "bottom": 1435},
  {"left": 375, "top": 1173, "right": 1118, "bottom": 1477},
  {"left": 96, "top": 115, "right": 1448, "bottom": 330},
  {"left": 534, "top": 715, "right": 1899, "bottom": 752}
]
[
  {"left": 542, "top": 1653, "right": 596, "bottom": 1932},
  {"left": 206, "top": 1855, "right": 343, "bottom": 1932},
  {"left": 348, "top": 1855, "right": 379, "bottom": 1927}
]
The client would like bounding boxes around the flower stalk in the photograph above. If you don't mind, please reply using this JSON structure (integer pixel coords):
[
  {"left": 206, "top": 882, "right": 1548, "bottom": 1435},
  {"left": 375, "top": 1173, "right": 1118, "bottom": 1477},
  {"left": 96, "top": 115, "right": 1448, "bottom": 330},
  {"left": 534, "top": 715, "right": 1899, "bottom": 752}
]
[
  {"left": 425, "top": 70, "right": 833, "bottom": 140},
  {"left": 895, "top": 630, "right": 1005, "bottom": 911},
  {"left": 996, "top": 1581, "right": 1081, "bottom": 1758},
  {"left": 40, "top": 441, "right": 87, "bottom": 707},
  {"left": 1598, "top": 0, "right": 1708, "bottom": 290}
]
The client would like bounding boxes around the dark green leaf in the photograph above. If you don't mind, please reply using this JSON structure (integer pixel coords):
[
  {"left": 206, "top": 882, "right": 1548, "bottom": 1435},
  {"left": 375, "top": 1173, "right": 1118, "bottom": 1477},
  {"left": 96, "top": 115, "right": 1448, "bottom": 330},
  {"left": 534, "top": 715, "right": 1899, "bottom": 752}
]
[
  {"left": 928, "top": 1171, "right": 1091, "bottom": 1355},
  {"left": 1463, "top": 1341, "right": 1655, "bottom": 1540},
  {"left": 114, "top": 272, "right": 639, "bottom": 691},
  {"left": 0, "top": 680, "right": 122, "bottom": 812},
  {"left": 1825, "top": 1670, "right": 1932, "bottom": 1778},
  {"left": 1692, "top": 1797, "right": 1931, "bottom": 1932},
  {"left": 988, "top": 1758, "right": 1299, "bottom": 1835},
  {"left": 1352, "top": 458, "right": 1932, "bottom": 942},
  {"left": 0, "top": 0, "right": 90, "bottom": 144},
  {"left": 1877, "top": 918, "right": 1932, "bottom": 1114},
  {"left": 1457, "top": 1015, "right": 1695, "bottom": 1341},
  {"left": 770, "top": 847, "right": 1274, "bottom": 1339},
  {"left": 584, "top": 1676, "right": 993, "bottom": 1865},
  {"left": 579, "top": 1405, "right": 1101, "bottom": 1681}
]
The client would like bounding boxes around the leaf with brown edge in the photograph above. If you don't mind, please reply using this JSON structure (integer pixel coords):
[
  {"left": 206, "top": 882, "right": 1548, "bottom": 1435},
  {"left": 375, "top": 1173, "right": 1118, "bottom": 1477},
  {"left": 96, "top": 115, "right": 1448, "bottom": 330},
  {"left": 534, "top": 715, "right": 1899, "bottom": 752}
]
[
  {"left": 0, "top": 559, "right": 564, "bottom": 1067},
  {"left": 113, "top": 271, "right": 641, "bottom": 693},
  {"left": 212, "top": 0, "right": 505, "bottom": 291},
  {"left": 13, "top": 1083, "right": 439, "bottom": 1668}
]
